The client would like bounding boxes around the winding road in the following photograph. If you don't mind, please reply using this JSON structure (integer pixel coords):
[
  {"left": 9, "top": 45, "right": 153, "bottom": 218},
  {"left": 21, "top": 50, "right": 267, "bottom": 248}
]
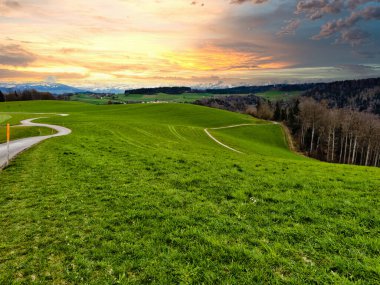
[
  {"left": 1, "top": 118, "right": 278, "bottom": 168},
  {"left": 0, "top": 116, "right": 71, "bottom": 169}
]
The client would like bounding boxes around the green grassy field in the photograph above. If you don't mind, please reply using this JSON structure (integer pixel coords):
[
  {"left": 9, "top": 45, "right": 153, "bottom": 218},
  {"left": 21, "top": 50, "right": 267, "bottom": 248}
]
[
  {"left": 70, "top": 93, "right": 222, "bottom": 104},
  {"left": 255, "top": 90, "right": 302, "bottom": 101},
  {"left": 71, "top": 90, "right": 302, "bottom": 105},
  {"left": 0, "top": 101, "right": 379, "bottom": 284}
]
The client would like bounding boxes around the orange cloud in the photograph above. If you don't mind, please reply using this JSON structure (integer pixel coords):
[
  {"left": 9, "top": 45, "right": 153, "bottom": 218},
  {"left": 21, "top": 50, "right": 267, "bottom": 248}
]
[{"left": 163, "top": 45, "right": 292, "bottom": 72}]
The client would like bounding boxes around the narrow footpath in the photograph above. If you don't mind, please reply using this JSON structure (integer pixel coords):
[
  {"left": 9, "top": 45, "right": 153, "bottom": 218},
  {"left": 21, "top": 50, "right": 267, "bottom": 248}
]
[{"left": 204, "top": 123, "right": 276, "bottom": 154}]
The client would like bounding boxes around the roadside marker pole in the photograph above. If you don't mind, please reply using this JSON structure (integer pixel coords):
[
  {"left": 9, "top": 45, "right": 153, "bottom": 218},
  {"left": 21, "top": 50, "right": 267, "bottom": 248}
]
[{"left": 6, "top": 123, "right": 10, "bottom": 165}]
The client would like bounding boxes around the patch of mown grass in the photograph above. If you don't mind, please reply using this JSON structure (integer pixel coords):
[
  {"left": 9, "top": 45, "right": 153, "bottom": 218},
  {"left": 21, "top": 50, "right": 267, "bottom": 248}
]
[
  {"left": 71, "top": 93, "right": 237, "bottom": 104},
  {"left": 0, "top": 114, "right": 11, "bottom": 124},
  {"left": 0, "top": 113, "right": 47, "bottom": 126},
  {"left": 0, "top": 101, "right": 379, "bottom": 284},
  {"left": 255, "top": 90, "right": 302, "bottom": 101}
]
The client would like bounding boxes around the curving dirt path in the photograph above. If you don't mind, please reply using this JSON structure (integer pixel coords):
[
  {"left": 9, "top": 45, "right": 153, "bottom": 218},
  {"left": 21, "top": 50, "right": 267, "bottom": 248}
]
[
  {"left": 204, "top": 122, "right": 277, "bottom": 154},
  {"left": 0, "top": 116, "right": 71, "bottom": 169}
]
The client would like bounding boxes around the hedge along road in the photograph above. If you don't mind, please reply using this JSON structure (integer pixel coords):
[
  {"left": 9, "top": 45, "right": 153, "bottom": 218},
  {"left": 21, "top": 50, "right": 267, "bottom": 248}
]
[{"left": 0, "top": 115, "right": 71, "bottom": 169}]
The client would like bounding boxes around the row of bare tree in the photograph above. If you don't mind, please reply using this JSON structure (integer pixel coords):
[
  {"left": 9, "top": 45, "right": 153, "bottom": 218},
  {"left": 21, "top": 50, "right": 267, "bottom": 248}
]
[{"left": 275, "top": 98, "right": 380, "bottom": 167}]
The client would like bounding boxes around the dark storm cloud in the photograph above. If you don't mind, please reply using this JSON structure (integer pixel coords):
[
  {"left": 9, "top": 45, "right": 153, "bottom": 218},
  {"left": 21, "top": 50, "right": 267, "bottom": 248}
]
[
  {"left": 296, "top": 0, "right": 344, "bottom": 20},
  {"left": 207, "top": 0, "right": 379, "bottom": 70},
  {"left": 229, "top": 0, "right": 380, "bottom": 46},
  {"left": 337, "top": 29, "right": 370, "bottom": 45},
  {"left": 316, "top": 6, "right": 380, "bottom": 38},
  {"left": 313, "top": 6, "right": 380, "bottom": 41},
  {"left": 348, "top": 0, "right": 380, "bottom": 9}
]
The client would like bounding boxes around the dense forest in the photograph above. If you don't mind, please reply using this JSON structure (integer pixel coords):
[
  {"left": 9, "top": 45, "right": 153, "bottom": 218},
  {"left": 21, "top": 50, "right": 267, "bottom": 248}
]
[
  {"left": 199, "top": 83, "right": 317, "bottom": 95},
  {"left": 194, "top": 94, "right": 263, "bottom": 112},
  {"left": 302, "top": 77, "right": 380, "bottom": 114},
  {"left": 0, "top": 89, "right": 56, "bottom": 102},
  {"left": 124, "top": 83, "right": 318, "bottom": 96}
]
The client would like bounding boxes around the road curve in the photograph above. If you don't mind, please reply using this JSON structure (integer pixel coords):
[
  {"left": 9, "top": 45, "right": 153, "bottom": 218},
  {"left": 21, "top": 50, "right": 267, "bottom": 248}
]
[
  {"left": 0, "top": 117, "right": 71, "bottom": 169},
  {"left": 204, "top": 122, "right": 276, "bottom": 154},
  {"left": 204, "top": 128, "right": 244, "bottom": 154}
]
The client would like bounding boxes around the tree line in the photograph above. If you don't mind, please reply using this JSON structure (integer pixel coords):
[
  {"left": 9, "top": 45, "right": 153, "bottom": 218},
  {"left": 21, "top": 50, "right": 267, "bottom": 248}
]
[
  {"left": 0, "top": 89, "right": 56, "bottom": 102},
  {"left": 125, "top": 87, "right": 191, "bottom": 95},
  {"left": 302, "top": 77, "right": 380, "bottom": 114},
  {"left": 200, "top": 83, "right": 316, "bottom": 95},
  {"left": 124, "top": 83, "right": 317, "bottom": 96}
]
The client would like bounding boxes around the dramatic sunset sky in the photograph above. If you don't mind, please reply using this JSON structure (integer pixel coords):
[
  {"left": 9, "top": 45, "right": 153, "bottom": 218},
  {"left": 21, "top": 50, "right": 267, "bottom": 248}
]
[{"left": 1, "top": 0, "right": 380, "bottom": 88}]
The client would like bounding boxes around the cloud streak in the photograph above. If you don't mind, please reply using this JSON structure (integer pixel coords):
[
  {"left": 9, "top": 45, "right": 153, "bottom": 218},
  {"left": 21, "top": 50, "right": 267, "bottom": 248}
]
[
  {"left": 277, "top": 18, "right": 301, "bottom": 36},
  {"left": 295, "top": 0, "right": 344, "bottom": 20},
  {"left": 312, "top": 6, "right": 380, "bottom": 44},
  {"left": 3, "top": 0, "right": 20, "bottom": 8},
  {"left": 0, "top": 44, "right": 36, "bottom": 66}
]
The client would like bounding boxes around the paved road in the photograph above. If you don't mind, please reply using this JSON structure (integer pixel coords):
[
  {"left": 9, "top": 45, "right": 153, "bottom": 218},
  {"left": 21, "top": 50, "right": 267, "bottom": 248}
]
[{"left": 0, "top": 117, "right": 71, "bottom": 169}]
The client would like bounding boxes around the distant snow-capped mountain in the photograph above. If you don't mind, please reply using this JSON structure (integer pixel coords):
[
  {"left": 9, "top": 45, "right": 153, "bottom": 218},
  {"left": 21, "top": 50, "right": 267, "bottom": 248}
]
[
  {"left": 0, "top": 82, "right": 87, "bottom": 95},
  {"left": 78, "top": 83, "right": 134, "bottom": 94}
]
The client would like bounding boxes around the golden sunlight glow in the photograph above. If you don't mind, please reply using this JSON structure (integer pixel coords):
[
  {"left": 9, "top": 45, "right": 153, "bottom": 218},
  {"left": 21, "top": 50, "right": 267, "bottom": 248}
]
[{"left": 0, "top": 0, "right": 294, "bottom": 86}]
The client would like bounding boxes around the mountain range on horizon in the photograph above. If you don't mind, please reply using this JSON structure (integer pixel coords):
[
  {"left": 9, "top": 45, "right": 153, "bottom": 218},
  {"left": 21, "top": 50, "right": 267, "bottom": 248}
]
[
  {"left": 1, "top": 77, "right": 380, "bottom": 95},
  {"left": 0, "top": 82, "right": 86, "bottom": 95}
]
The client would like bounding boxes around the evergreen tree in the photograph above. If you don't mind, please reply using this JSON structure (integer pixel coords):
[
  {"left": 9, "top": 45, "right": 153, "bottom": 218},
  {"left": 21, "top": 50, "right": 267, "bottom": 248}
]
[
  {"left": 0, "top": 90, "right": 5, "bottom": 102},
  {"left": 273, "top": 101, "right": 282, "bottom": 121}
]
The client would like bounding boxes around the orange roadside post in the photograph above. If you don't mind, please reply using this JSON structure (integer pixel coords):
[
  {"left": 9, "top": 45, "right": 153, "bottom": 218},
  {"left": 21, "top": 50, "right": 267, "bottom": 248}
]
[
  {"left": 6, "top": 123, "right": 10, "bottom": 165},
  {"left": 6, "top": 123, "right": 10, "bottom": 142}
]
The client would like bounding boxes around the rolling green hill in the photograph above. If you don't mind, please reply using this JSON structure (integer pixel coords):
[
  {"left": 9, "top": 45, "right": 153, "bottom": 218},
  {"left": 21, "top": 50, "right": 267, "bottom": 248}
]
[
  {"left": 0, "top": 101, "right": 379, "bottom": 284},
  {"left": 70, "top": 92, "right": 226, "bottom": 104},
  {"left": 255, "top": 90, "right": 302, "bottom": 101}
]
